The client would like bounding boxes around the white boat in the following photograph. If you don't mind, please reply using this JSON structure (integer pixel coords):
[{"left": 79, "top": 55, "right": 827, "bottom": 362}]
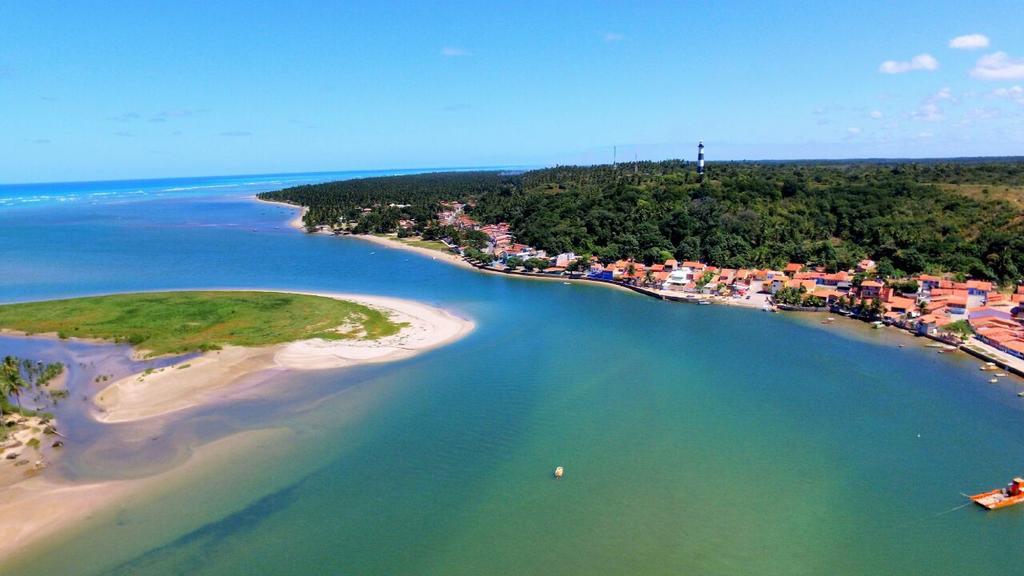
[
  {"left": 698, "top": 300, "right": 711, "bottom": 305},
  {"left": 989, "top": 377, "right": 999, "bottom": 383}
]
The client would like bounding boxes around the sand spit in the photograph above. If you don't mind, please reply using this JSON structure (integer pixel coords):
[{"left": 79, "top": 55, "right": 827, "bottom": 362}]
[{"left": 92, "top": 291, "right": 472, "bottom": 423}]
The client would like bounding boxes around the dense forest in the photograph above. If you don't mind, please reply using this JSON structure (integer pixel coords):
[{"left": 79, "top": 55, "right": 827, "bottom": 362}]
[
  {"left": 258, "top": 171, "right": 519, "bottom": 232},
  {"left": 258, "top": 159, "right": 1024, "bottom": 283}
]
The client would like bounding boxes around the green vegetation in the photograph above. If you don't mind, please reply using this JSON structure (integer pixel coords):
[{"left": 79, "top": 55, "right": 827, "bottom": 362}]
[
  {"left": 0, "top": 291, "right": 406, "bottom": 357},
  {"left": 258, "top": 171, "right": 519, "bottom": 233},
  {"left": 944, "top": 319, "right": 975, "bottom": 341},
  {"left": 1, "top": 355, "right": 64, "bottom": 437},
  {"left": 399, "top": 238, "right": 451, "bottom": 253},
  {"left": 259, "top": 159, "right": 1024, "bottom": 284}
]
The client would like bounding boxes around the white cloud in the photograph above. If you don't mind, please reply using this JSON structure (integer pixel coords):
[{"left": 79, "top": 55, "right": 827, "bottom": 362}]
[
  {"left": 963, "top": 107, "right": 1001, "bottom": 122},
  {"left": 847, "top": 127, "right": 862, "bottom": 135},
  {"left": 440, "top": 47, "right": 470, "bottom": 57},
  {"left": 912, "top": 87, "right": 954, "bottom": 122},
  {"left": 992, "top": 85, "right": 1024, "bottom": 105},
  {"left": 879, "top": 53, "right": 938, "bottom": 74},
  {"left": 949, "top": 34, "right": 990, "bottom": 50},
  {"left": 971, "top": 52, "right": 1024, "bottom": 80},
  {"left": 913, "top": 103, "right": 944, "bottom": 122},
  {"left": 870, "top": 110, "right": 884, "bottom": 119},
  {"left": 603, "top": 32, "right": 624, "bottom": 43}
]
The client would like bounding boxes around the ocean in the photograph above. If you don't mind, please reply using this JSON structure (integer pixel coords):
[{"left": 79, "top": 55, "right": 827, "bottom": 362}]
[{"left": 1, "top": 171, "right": 1023, "bottom": 575}]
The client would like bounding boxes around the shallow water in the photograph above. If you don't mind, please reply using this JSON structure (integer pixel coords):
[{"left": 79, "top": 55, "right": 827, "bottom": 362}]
[{"left": 2, "top": 173, "right": 1024, "bottom": 575}]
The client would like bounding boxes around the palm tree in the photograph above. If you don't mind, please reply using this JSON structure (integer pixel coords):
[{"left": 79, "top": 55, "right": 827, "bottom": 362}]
[
  {"left": 0, "top": 379, "right": 9, "bottom": 436},
  {"left": 2, "top": 356, "right": 25, "bottom": 412},
  {"left": 643, "top": 269, "right": 655, "bottom": 286}
]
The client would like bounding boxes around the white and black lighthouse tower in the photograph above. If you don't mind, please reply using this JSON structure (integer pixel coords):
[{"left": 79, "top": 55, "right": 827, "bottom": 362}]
[{"left": 697, "top": 140, "right": 705, "bottom": 182}]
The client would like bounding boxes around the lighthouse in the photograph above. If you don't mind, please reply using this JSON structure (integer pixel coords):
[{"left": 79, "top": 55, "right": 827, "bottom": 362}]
[{"left": 697, "top": 141, "right": 705, "bottom": 182}]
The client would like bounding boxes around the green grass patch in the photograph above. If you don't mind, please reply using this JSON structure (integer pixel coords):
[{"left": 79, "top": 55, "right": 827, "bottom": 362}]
[
  {"left": 400, "top": 238, "right": 450, "bottom": 253},
  {"left": 0, "top": 291, "right": 406, "bottom": 357}
]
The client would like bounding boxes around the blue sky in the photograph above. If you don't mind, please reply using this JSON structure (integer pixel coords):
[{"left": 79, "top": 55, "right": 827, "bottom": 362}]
[{"left": 2, "top": 1, "right": 1023, "bottom": 183}]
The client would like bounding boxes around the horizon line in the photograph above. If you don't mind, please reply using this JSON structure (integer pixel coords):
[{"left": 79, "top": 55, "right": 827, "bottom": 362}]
[{"left": 3, "top": 155, "right": 1023, "bottom": 187}]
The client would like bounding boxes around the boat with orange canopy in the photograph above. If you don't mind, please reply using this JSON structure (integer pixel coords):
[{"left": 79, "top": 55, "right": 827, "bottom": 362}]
[{"left": 970, "top": 478, "right": 1024, "bottom": 510}]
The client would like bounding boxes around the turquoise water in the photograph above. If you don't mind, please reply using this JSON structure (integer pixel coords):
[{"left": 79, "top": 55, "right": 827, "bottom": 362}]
[{"left": 2, "top": 173, "right": 1024, "bottom": 575}]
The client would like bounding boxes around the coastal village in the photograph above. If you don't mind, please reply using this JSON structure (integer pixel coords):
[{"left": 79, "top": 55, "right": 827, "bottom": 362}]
[{"left": 378, "top": 200, "right": 1024, "bottom": 377}]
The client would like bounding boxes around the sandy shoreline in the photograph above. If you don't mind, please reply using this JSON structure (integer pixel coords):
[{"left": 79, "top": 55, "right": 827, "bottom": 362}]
[
  {"left": 0, "top": 290, "right": 473, "bottom": 563},
  {"left": 93, "top": 291, "right": 473, "bottom": 423},
  {"left": 353, "top": 233, "right": 480, "bottom": 270},
  {"left": 349, "top": 233, "right": 655, "bottom": 298},
  {"left": 254, "top": 196, "right": 308, "bottom": 230},
  {"left": 253, "top": 197, "right": 645, "bottom": 296},
  {"left": 0, "top": 427, "right": 294, "bottom": 566}
]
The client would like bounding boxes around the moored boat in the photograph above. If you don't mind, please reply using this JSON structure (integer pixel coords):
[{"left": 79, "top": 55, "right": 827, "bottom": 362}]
[
  {"left": 970, "top": 478, "right": 1024, "bottom": 510},
  {"left": 554, "top": 466, "right": 564, "bottom": 479}
]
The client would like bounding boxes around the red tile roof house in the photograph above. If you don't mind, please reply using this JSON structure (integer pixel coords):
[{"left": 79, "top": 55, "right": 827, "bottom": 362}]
[
  {"left": 766, "top": 277, "right": 787, "bottom": 295},
  {"left": 814, "top": 288, "right": 845, "bottom": 305},
  {"left": 930, "top": 293, "right": 970, "bottom": 316},
  {"left": 885, "top": 296, "right": 918, "bottom": 315},
  {"left": 820, "top": 271, "right": 852, "bottom": 291},
  {"left": 917, "top": 274, "right": 943, "bottom": 293},
  {"left": 1003, "top": 339, "right": 1024, "bottom": 360},
  {"left": 859, "top": 280, "right": 884, "bottom": 300},
  {"left": 969, "top": 307, "right": 1016, "bottom": 324},
  {"left": 971, "top": 316, "right": 1024, "bottom": 359},
  {"left": 783, "top": 263, "right": 803, "bottom": 276},
  {"left": 716, "top": 268, "right": 737, "bottom": 287},
  {"left": 915, "top": 310, "right": 953, "bottom": 335},
  {"left": 963, "top": 279, "right": 994, "bottom": 304}
]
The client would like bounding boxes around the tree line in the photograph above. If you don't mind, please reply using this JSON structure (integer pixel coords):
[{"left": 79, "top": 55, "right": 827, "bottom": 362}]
[{"left": 258, "top": 159, "right": 1024, "bottom": 284}]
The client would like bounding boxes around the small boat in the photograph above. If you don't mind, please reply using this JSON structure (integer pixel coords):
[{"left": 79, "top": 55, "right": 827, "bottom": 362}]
[
  {"left": 1017, "top": 391, "right": 1024, "bottom": 397},
  {"left": 554, "top": 466, "right": 564, "bottom": 479},
  {"left": 989, "top": 377, "right": 999, "bottom": 383},
  {"left": 996, "top": 373, "right": 1007, "bottom": 377},
  {"left": 980, "top": 362, "right": 998, "bottom": 371},
  {"left": 563, "top": 282, "right": 571, "bottom": 285},
  {"left": 698, "top": 300, "right": 711, "bottom": 305},
  {"left": 970, "top": 478, "right": 1024, "bottom": 510}
]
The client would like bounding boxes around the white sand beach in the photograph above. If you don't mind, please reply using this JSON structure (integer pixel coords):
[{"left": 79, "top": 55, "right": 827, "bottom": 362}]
[
  {"left": 0, "top": 291, "right": 472, "bottom": 562},
  {"left": 93, "top": 291, "right": 473, "bottom": 423}
]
